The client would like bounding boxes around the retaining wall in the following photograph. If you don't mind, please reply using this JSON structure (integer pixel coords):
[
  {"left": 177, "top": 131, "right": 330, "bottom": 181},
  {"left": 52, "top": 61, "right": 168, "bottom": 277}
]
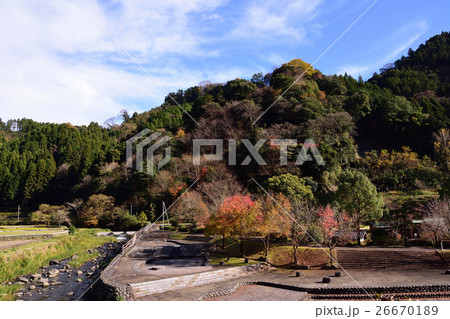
[
  {"left": 130, "top": 263, "right": 264, "bottom": 299},
  {"left": 90, "top": 223, "right": 153, "bottom": 300}
]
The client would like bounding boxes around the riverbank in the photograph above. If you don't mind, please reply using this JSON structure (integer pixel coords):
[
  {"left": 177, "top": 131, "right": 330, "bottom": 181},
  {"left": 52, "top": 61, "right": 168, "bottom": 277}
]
[
  {"left": 0, "top": 228, "right": 117, "bottom": 300},
  {"left": 15, "top": 242, "right": 121, "bottom": 301}
]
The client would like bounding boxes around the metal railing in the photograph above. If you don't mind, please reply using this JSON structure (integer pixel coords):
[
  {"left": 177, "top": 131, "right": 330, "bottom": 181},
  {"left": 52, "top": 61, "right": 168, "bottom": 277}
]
[{"left": 76, "top": 222, "right": 153, "bottom": 301}]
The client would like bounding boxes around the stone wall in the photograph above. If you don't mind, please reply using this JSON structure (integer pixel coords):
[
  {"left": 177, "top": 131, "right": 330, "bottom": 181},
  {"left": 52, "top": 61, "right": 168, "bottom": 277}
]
[
  {"left": 90, "top": 223, "right": 153, "bottom": 300},
  {"left": 130, "top": 264, "right": 264, "bottom": 299}
]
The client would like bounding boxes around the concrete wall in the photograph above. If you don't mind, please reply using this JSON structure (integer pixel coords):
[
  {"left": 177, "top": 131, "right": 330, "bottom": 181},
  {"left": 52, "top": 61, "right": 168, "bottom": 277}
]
[{"left": 130, "top": 264, "right": 263, "bottom": 299}]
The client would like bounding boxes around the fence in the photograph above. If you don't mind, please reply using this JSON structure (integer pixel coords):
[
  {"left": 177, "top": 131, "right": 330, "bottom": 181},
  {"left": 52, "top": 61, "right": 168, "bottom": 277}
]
[{"left": 98, "top": 222, "right": 153, "bottom": 300}]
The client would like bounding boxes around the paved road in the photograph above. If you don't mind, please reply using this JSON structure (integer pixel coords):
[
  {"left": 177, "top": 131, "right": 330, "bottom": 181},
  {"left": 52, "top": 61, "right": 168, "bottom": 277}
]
[{"left": 110, "top": 233, "right": 214, "bottom": 285}]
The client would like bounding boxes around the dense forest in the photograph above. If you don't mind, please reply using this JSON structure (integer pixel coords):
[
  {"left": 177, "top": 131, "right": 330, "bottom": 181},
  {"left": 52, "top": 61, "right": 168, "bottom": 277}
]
[{"left": 0, "top": 32, "right": 449, "bottom": 234}]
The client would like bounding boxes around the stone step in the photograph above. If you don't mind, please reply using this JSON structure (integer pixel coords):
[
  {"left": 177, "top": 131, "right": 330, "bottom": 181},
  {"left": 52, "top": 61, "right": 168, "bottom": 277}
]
[{"left": 336, "top": 250, "right": 447, "bottom": 269}]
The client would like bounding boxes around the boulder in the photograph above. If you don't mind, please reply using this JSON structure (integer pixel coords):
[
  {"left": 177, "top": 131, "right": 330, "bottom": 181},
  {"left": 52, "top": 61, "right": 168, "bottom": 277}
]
[
  {"left": 38, "top": 278, "right": 49, "bottom": 283},
  {"left": 42, "top": 282, "right": 50, "bottom": 288},
  {"left": 48, "top": 269, "right": 59, "bottom": 278},
  {"left": 67, "top": 292, "right": 74, "bottom": 296},
  {"left": 76, "top": 270, "right": 83, "bottom": 276},
  {"left": 18, "top": 277, "right": 29, "bottom": 283},
  {"left": 29, "top": 285, "right": 36, "bottom": 290},
  {"left": 76, "top": 278, "right": 82, "bottom": 282},
  {"left": 49, "top": 260, "right": 59, "bottom": 265},
  {"left": 31, "top": 274, "right": 42, "bottom": 280}
]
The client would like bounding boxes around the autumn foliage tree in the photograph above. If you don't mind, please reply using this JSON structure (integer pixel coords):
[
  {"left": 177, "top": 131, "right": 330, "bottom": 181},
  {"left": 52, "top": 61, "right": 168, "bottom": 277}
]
[
  {"left": 30, "top": 204, "right": 71, "bottom": 227},
  {"left": 171, "top": 191, "right": 210, "bottom": 230},
  {"left": 318, "top": 206, "right": 354, "bottom": 264},
  {"left": 79, "top": 194, "right": 115, "bottom": 227},
  {"left": 256, "top": 194, "right": 291, "bottom": 259},
  {"left": 207, "top": 195, "right": 259, "bottom": 256}
]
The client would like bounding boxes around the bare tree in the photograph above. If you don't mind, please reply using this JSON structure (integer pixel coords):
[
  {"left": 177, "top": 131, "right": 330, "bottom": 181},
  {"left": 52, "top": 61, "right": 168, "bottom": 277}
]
[
  {"left": 170, "top": 191, "right": 210, "bottom": 230},
  {"left": 290, "top": 200, "right": 316, "bottom": 266},
  {"left": 65, "top": 198, "right": 84, "bottom": 218},
  {"left": 421, "top": 199, "right": 450, "bottom": 245},
  {"left": 197, "top": 163, "right": 245, "bottom": 212}
]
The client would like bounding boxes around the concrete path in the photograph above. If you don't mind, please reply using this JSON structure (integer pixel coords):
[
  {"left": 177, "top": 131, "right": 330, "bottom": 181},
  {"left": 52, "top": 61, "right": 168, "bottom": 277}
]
[{"left": 137, "top": 268, "right": 450, "bottom": 301}]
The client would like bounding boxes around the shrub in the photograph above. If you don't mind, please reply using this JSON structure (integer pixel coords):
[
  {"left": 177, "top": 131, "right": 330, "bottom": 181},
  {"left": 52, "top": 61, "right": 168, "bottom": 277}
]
[
  {"left": 68, "top": 226, "right": 77, "bottom": 235},
  {"left": 268, "top": 246, "right": 330, "bottom": 268},
  {"left": 369, "top": 228, "right": 399, "bottom": 246}
]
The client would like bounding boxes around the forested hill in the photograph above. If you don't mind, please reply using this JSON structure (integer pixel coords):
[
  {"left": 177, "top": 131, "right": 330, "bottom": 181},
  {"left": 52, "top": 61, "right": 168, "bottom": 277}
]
[{"left": 0, "top": 32, "right": 449, "bottom": 214}]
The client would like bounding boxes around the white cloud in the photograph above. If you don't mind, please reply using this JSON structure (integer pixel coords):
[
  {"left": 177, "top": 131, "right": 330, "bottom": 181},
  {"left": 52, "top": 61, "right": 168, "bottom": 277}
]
[
  {"left": 0, "top": 0, "right": 228, "bottom": 125},
  {"left": 231, "top": 0, "right": 322, "bottom": 42}
]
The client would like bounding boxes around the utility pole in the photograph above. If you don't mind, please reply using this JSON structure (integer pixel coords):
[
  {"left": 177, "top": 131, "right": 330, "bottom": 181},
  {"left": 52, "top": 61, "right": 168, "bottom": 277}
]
[
  {"left": 17, "top": 205, "right": 20, "bottom": 222},
  {"left": 161, "top": 202, "right": 170, "bottom": 229},
  {"left": 130, "top": 205, "right": 133, "bottom": 216}
]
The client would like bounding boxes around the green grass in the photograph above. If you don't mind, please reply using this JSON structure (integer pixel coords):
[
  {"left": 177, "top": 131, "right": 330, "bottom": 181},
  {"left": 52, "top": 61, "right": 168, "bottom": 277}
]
[
  {"left": 0, "top": 228, "right": 115, "bottom": 300},
  {"left": 169, "top": 233, "right": 188, "bottom": 240},
  {"left": 68, "top": 250, "right": 100, "bottom": 268},
  {"left": 438, "top": 250, "right": 450, "bottom": 263},
  {"left": 209, "top": 256, "right": 259, "bottom": 267},
  {"left": 0, "top": 227, "right": 67, "bottom": 236},
  {"left": 0, "top": 284, "right": 21, "bottom": 301},
  {"left": 382, "top": 190, "right": 439, "bottom": 206},
  {"left": 210, "top": 237, "right": 265, "bottom": 257}
]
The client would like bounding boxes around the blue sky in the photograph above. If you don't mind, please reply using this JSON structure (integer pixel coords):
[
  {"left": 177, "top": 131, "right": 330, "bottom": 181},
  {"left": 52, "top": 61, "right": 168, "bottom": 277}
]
[{"left": 0, "top": 0, "right": 449, "bottom": 125}]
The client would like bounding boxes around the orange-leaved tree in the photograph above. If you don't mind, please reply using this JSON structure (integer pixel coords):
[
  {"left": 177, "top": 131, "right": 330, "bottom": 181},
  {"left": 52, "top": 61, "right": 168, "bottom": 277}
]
[
  {"left": 256, "top": 194, "right": 291, "bottom": 259},
  {"left": 208, "top": 195, "right": 259, "bottom": 256}
]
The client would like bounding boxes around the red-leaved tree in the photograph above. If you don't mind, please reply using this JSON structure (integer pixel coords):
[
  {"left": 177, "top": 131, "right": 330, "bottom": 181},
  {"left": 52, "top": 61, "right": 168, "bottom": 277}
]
[{"left": 318, "top": 206, "right": 354, "bottom": 264}]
